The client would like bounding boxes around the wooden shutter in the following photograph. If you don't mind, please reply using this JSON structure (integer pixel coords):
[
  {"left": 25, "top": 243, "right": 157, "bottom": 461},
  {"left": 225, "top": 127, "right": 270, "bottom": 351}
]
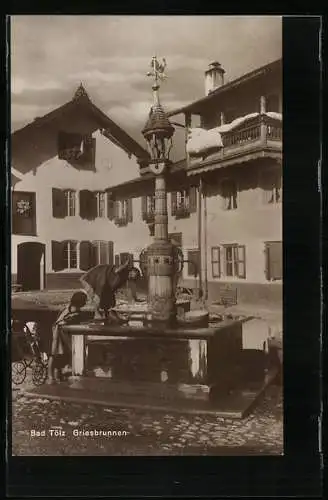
[
  {"left": 211, "top": 247, "right": 221, "bottom": 278},
  {"left": 91, "top": 241, "right": 99, "bottom": 267},
  {"left": 171, "top": 191, "right": 177, "bottom": 216},
  {"left": 114, "top": 200, "right": 120, "bottom": 222},
  {"left": 107, "top": 193, "right": 115, "bottom": 220},
  {"left": 52, "top": 241, "right": 65, "bottom": 271},
  {"left": 236, "top": 245, "right": 246, "bottom": 279},
  {"left": 114, "top": 254, "right": 120, "bottom": 267},
  {"left": 82, "top": 135, "right": 96, "bottom": 168},
  {"left": 99, "top": 241, "right": 108, "bottom": 265},
  {"left": 189, "top": 186, "right": 197, "bottom": 213},
  {"left": 141, "top": 196, "right": 147, "bottom": 220},
  {"left": 80, "top": 241, "right": 93, "bottom": 271},
  {"left": 107, "top": 241, "right": 114, "bottom": 266},
  {"left": 89, "top": 191, "right": 97, "bottom": 220},
  {"left": 80, "top": 190, "right": 96, "bottom": 220},
  {"left": 127, "top": 198, "right": 133, "bottom": 223},
  {"left": 52, "top": 188, "right": 66, "bottom": 218},
  {"left": 79, "top": 190, "right": 88, "bottom": 219},
  {"left": 267, "top": 242, "right": 282, "bottom": 280}
]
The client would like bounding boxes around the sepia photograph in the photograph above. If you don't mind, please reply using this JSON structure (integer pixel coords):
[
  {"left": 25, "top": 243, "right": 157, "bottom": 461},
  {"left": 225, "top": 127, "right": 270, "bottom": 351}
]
[{"left": 10, "top": 15, "right": 283, "bottom": 456}]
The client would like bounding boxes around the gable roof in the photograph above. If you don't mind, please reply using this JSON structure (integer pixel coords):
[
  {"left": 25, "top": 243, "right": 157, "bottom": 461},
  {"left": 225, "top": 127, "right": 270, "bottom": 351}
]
[
  {"left": 167, "top": 58, "right": 282, "bottom": 117},
  {"left": 12, "top": 84, "right": 149, "bottom": 160}
]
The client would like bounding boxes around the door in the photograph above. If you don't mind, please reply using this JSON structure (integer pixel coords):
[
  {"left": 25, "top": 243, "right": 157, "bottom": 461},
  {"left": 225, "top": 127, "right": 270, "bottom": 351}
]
[{"left": 17, "top": 242, "right": 46, "bottom": 291}]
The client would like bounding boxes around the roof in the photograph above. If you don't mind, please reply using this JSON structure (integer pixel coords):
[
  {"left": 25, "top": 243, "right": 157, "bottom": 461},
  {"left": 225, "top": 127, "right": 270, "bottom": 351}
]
[
  {"left": 105, "top": 158, "right": 187, "bottom": 196},
  {"left": 12, "top": 84, "right": 149, "bottom": 160},
  {"left": 167, "top": 58, "right": 282, "bottom": 117},
  {"left": 142, "top": 104, "right": 174, "bottom": 138}
]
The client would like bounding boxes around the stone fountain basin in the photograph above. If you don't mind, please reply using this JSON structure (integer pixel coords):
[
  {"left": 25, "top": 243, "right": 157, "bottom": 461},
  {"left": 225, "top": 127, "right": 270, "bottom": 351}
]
[{"left": 24, "top": 316, "right": 278, "bottom": 418}]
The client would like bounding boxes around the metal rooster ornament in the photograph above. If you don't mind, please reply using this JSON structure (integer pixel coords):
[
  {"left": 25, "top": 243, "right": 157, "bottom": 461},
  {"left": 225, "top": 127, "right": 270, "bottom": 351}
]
[{"left": 147, "top": 56, "right": 167, "bottom": 84}]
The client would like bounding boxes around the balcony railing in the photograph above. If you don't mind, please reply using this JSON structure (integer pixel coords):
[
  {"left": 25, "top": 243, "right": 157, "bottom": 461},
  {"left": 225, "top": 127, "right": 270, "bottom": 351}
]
[{"left": 188, "top": 114, "right": 282, "bottom": 169}]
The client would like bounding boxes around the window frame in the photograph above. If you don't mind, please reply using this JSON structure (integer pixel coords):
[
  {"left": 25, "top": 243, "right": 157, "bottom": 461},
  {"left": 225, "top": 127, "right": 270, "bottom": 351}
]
[
  {"left": 64, "top": 189, "right": 76, "bottom": 217},
  {"left": 221, "top": 178, "right": 238, "bottom": 211},
  {"left": 223, "top": 244, "right": 246, "bottom": 279},
  {"left": 264, "top": 240, "right": 283, "bottom": 281},
  {"left": 95, "top": 191, "right": 106, "bottom": 218},
  {"left": 261, "top": 166, "right": 282, "bottom": 205},
  {"left": 63, "top": 240, "right": 79, "bottom": 270}
]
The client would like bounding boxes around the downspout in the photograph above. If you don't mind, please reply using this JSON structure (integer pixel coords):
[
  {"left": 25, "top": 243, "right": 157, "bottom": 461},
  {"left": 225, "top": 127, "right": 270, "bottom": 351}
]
[
  {"left": 203, "top": 182, "right": 208, "bottom": 302},
  {"left": 198, "top": 176, "right": 203, "bottom": 300}
]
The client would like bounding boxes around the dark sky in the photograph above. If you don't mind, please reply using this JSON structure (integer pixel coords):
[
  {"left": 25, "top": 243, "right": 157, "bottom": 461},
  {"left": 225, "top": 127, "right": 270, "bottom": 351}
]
[{"left": 11, "top": 16, "right": 282, "bottom": 160}]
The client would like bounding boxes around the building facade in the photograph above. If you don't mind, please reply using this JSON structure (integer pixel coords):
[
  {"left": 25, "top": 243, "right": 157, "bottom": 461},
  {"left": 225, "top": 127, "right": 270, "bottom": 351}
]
[
  {"left": 11, "top": 85, "right": 150, "bottom": 291},
  {"left": 11, "top": 59, "right": 282, "bottom": 309}
]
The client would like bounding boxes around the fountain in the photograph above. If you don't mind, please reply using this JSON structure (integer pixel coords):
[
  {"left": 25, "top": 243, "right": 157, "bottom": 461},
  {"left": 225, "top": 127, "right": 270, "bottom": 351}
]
[{"left": 25, "top": 58, "right": 277, "bottom": 418}]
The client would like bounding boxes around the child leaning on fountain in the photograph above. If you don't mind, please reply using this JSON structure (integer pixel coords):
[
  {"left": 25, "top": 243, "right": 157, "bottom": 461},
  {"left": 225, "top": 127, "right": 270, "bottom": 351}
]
[{"left": 47, "top": 290, "right": 88, "bottom": 384}]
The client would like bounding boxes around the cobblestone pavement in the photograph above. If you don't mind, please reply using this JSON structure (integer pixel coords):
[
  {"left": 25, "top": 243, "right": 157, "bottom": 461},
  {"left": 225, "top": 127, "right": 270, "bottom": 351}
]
[{"left": 11, "top": 370, "right": 283, "bottom": 456}]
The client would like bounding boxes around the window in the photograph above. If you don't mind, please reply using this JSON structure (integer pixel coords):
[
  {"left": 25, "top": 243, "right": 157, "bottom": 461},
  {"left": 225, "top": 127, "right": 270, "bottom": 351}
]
[
  {"left": 111, "top": 199, "right": 133, "bottom": 226},
  {"left": 187, "top": 250, "right": 200, "bottom": 277},
  {"left": 58, "top": 131, "right": 96, "bottom": 168},
  {"left": 92, "top": 241, "right": 114, "bottom": 266},
  {"left": 211, "top": 247, "right": 221, "bottom": 278},
  {"left": 262, "top": 167, "right": 282, "bottom": 204},
  {"left": 12, "top": 191, "right": 36, "bottom": 235},
  {"left": 223, "top": 244, "right": 246, "bottom": 278},
  {"left": 95, "top": 192, "right": 106, "bottom": 218},
  {"left": 63, "top": 240, "right": 78, "bottom": 270},
  {"left": 171, "top": 187, "right": 197, "bottom": 217},
  {"left": 65, "top": 190, "right": 76, "bottom": 216},
  {"left": 142, "top": 194, "right": 155, "bottom": 221},
  {"left": 52, "top": 188, "right": 76, "bottom": 218},
  {"left": 222, "top": 179, "right": 237, "bottom": 210},
  {"left": 265, "top": 241, "right": 282, "bottom": 281}
]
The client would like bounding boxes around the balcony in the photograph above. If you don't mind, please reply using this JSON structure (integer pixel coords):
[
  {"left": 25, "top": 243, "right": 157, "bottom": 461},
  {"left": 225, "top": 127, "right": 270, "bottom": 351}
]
[{"left": 187, "top": 114, "right": 282, "bottom": 173}]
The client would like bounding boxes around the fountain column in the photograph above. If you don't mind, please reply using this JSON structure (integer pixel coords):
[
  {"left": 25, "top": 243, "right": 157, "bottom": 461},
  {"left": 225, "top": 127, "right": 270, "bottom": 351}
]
[{"left": 141, "top": 56, "right": 177, "bottom": 325}]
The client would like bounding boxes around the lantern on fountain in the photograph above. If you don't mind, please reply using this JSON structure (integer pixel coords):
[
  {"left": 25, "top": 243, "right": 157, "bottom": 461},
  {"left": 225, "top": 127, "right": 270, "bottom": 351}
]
[{"left": 141, "top": 56, "right": 182, "bottom": 325}]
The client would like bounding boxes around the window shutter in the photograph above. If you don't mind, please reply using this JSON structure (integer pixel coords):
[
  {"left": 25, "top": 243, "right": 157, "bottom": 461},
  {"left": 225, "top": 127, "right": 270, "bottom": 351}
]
[
  {"left": 80, "top": 241, "right": 93, "bottom": 271},
  {"left": 107, "top": 193, "right": 115, "bottom": 220},
  {"left": 237, "top": 245, "right": 246, "bottom": 279},
  {"left": 268, "top": 242, "right": 282, "bottom": 280},
  {"left": 91, "top": 241, "right": 99, "bottom": 267},
  {"left": 141, "top": 196, "right": 147, "bottom": 220},
  {"left": 89, "top": 191, "right": 97, "bottom": 220},
  {"left": 52, "top": 188, "right": 66, "bottom": 218},
  {"left": 99, "top": 241, "right": 108, "bottom": 265},
  {"left": 82, "top": 136, "right": 96, "bottom": 168},
  {"left": 264, "top": 244, "right": 270, "bottom": 280},
  {"left": 107, "top": 241, "right": 114, "bottom": 266},
  {"left": 211, "top": 247, "right": 221, "bottom": 278},
  {"left": 127, "top": 198, "right": 133, "bottom": 222},
  {"left": 80, "top": 190, "right": 96, "bottom": 220},
  {"left": 189, "top": 186, "right": 197, "bottom": 213},
  {"left": 114, "top": 200, "right": 120, "bottom": 221},
  {"left": 171, "top": 191, "right": 177, "bottom": 216},
  {"left": 52, "top": 240, "right": 65, "bottom": 271},
  {"left": 79, "top": 190, "right": 88, "bottom": 219},
  {"left": 114, "top": 254, "right": 120, "bottom": 267}
]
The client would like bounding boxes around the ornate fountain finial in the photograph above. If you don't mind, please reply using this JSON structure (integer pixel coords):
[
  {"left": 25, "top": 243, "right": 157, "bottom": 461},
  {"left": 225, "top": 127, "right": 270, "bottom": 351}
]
[
  {"left": 147, "top": 56, "right": 167, "bottom": 88},
  {"left": 73, "top": 82, "right": 90, "bottom": 100}
]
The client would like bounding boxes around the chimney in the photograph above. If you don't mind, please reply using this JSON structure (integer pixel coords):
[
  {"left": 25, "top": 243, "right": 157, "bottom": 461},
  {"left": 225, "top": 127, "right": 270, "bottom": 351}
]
[{"left": 204, "top": 61, "right": 225, "bottom": 96}]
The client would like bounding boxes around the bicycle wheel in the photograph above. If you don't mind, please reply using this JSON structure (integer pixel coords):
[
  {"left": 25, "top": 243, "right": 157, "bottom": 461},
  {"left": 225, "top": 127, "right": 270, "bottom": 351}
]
[
  {"left": 31, "top": 360, "right": 48, "bottom": 386},
  {"left": 12, "top": 361, "right": 27, "bottom": 385}
]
